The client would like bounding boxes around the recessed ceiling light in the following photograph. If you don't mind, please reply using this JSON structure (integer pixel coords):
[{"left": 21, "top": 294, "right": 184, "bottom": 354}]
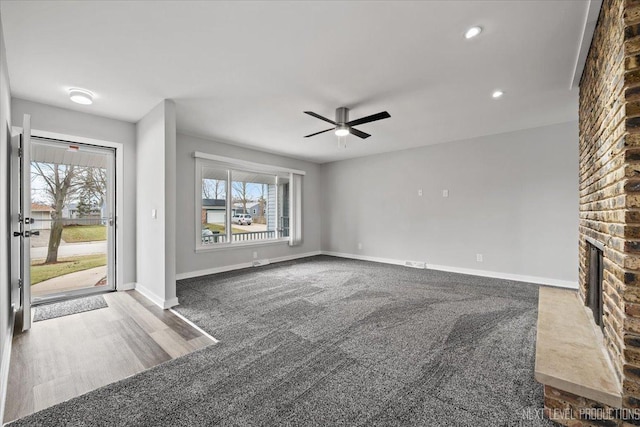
[
  {"left": 464, "top": 26, "right": 482, "bottom": 39},
  {"left": 492, "top": 90, "right": 504, "bottom": 99},
  {"left": 68, "top": 88, "right": 94, "bottom": 105}
]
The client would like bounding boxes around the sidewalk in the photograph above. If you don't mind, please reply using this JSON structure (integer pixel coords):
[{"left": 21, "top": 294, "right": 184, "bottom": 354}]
[
  {"left": 31, "top": 266, "right": 107, "bottom": 297},
  {"left": 31, "top": 241, "right": 107, "bottom": 260}
]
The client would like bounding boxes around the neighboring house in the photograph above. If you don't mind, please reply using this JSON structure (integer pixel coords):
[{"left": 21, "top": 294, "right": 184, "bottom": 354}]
[
  {"left": 203, "top": 200, "right": 265, "bottom": 223},
  {"left": 61, "top": 201, "right": 107, "bottom": 225},
  {"left": 202, "top": 199, "right": 226, "bottom": 224},
  {"left": 30, "top": 203, "right": 53, "bottom": 230},
  {"left": 231, "top": 202, "right": 252, "bottom": 216},
  {"left": 247, "top": 201, "right": 266, "bottom": 218}
]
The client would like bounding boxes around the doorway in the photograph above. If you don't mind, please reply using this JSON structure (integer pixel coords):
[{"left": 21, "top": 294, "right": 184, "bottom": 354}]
[
  {"left": 13, "top": 127, "right": 117, "bottom": 321},
  {"left": 27, "top": 136, "right": 116, "bottom": 304}
]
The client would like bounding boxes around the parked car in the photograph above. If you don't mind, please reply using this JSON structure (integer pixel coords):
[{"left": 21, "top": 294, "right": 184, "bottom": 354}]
[{"left": 232, "top": 213, "right": 252, "bottom": 225}]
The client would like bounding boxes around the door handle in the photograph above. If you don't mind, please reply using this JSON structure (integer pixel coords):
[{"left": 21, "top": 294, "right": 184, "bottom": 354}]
[{"left": 14, "top": 231, "right": 38, "bottom": 238}]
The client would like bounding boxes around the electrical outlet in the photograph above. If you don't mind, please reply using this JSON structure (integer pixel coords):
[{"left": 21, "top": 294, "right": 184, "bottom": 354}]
[
  {"left": 253, "top": 251, "right": 258, "bottom": 259},
  {"left": 442, "top": 190, "right": 449, "bottom": 198},
  {"left": 357, "top": 242, "right": 363, "bottom": 250},
  {"left": 405, "top": 260, "right": 426, "bottom": 269},
  {"left": 476, "top": 254, "right": 483, "bottom": 262},
  {"left": 418, "top": 189, "right": 423, "bottom": 197}
]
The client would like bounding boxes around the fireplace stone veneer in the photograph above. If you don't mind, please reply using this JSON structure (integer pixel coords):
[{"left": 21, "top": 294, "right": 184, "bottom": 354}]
[{"left": 539, "top": 0, "right": 640, "bottom": 423}]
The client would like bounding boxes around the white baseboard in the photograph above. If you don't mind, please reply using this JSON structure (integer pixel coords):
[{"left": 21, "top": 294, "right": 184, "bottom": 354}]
[
  {"left": 321, "top": 251, "right": 407, "bottom": 266},
  {"left": 321, "top": 251, "right": 578, "bottom": 289},
  {"left": 163, "top": 297, "right": 180, "bottom": 309},
  {"left": 175, "top": 250, "right": 322, "bottom": 281},
  {"left": 426, "top": 263, "right": 578, "bottom": 289},
  {"left": 270, "top": 250, "right": 322, "bottom": 264},
  {"left": 117, "top": 282, "right": 136, "bottom": 291},
  {"left": 133, "top": 282, "right": 180, "bottom": 309},
  {"left": 0, "top": 306, "right": 16, "bottom": 425},
  {"left": 176, "top": 262, "right": 253, "bottom": 281}
]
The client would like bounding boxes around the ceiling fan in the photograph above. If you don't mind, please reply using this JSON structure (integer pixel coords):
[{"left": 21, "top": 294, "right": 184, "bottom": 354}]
[{"left": 304, "top": 107, "right": 390, "bottom": 139}]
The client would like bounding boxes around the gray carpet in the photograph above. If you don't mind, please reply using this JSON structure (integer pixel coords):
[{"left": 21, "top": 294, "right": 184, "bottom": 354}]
[
  {"left": 11, "top": 256, "right": 553, "bottom": 426},
  {"left": 32, "top": 294, "right": 108, "bottom": 322}
]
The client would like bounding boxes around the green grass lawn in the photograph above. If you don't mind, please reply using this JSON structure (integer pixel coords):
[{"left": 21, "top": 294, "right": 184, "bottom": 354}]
[
  {"left": 31, "top": 254, "right": 107, "bottom": 285},
  {"left": 204, "top": 223, "right": 245, "bottom": 234},
  {"left": 62, "top": 225, "right": 106, "bottom": 243}
]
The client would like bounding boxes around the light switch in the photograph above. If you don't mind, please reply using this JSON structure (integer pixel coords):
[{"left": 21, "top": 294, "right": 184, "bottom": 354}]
[
  {"left": 151, "top": 209, "right": 157, "bottom": 219},
  {"left": 442, "top": 190, "right": 449, "bottom": 198}
]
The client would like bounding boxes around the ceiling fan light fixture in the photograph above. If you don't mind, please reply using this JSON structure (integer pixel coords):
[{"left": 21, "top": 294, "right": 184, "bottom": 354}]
[
  {"left": 304, "top": 107, "right": 389, "bottom": 141},
  {"left": 335, "top": 126, "right": 349, "bottom": 137},
  {"left": 68, "top": 88, "right": 94, "bottom": 105},
  {"left": 464, "top": 26, "right": 482, "bottom": 39}
]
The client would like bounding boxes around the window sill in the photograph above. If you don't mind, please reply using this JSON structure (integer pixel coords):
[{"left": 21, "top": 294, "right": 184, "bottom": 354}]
[{"left": 195, "top": 238, "right": 290, "bottom": 253}]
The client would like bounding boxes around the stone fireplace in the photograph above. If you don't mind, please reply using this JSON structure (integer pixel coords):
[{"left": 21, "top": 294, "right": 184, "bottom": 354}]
[{"left": 536, "top": 0, "right": 640, "bottom": 424}]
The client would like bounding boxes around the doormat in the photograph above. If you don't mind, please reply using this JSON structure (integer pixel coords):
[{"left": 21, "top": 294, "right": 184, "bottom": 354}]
[{"left": 33, "top": 295, "right": 108, "bottom": 322}]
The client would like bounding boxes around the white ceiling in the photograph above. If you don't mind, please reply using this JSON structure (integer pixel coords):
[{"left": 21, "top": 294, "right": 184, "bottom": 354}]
[{"left": 1, "top": 1, "right": 590, "bottom": 163}]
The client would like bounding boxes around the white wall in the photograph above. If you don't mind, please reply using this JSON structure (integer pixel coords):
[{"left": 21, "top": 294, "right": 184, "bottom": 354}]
[
  {"left": 320, "top": 121, "right": 579, "bottom": 286},
  {"left": 11, "top": 98, "right": 137, "bottom": 285},
  {"left": 136, "top": 100, "right": 177, "bottom": 308},
  {"left": 0, "top": 13, "right": 12, "bottom": 417},
  {"left": 175, "top": 133, "right": 321, "bottom": 277}
]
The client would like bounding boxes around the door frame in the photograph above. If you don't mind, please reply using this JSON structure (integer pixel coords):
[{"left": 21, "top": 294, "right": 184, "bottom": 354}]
[
  {"left": 11, "top": 127, "right": 125, "bottom": 301},
  {"left": 30, "top": 136, "right": 117, "bottom": 305}
]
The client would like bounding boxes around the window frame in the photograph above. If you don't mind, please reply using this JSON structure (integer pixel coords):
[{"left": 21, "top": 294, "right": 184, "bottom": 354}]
[{"left": 194, "top": 152, "right": 304, "bottom": 252}]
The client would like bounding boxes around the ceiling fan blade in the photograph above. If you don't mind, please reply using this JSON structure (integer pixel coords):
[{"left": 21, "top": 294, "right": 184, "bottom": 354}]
[
  {"left": 304, "top": 127, "right": 335, "bottom": 138},
  {"left": 346, "top": 111, "right": 391, "bottom": 127},
  {"left": 304, "top": 111, "right": 336, "bottom": 125},
  {"left": 349, "top": 127, "right": 371, "bottom": 139}
]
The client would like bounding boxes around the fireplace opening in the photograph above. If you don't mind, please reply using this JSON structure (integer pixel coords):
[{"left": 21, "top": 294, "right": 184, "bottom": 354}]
[{"left": 586, "top": 241, "right": 604, "bottom": 330}]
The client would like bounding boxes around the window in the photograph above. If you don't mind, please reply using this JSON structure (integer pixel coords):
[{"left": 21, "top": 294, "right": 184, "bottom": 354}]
[
  {"left": 195, "top": 152, "right": 303, "bottom": 250},
  {"left": 201, "top": 167, "right": 227, "bottom": 243}
]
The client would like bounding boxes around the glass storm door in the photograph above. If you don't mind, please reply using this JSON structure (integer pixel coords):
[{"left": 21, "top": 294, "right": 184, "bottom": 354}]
[
  {"left": 25, "top": 135, "right": 116, "bottom": 305},
  {"left": 16, "top": 115, "right": 32, "bottom": 331}
]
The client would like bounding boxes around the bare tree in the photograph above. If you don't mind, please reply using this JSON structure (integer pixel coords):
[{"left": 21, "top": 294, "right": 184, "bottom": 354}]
[
  {"left": 79, "top": 167, "right": 107, "bottom": 207},
  {"left": 232, "top": 181, "right": 250, "bottom": 214},
  {"left": 258, "top": 184, "right": 267, "bottom": 223},
  {"left": 76, "top": 167, "right": 107, "bottom": 218},
  {"left": 31, "top": 162, "right": 81, "bottom": 263},
  {"left": 202, "top": 179, "right": 224, "bottom": 200}
]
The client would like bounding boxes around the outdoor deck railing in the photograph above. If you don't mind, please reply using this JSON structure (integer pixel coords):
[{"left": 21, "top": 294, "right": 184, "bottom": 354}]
[{"left": 202, "top": 228, "right": 289, "bottom": 245}]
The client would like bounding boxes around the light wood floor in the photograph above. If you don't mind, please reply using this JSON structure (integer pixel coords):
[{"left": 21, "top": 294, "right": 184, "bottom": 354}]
[{"left": 3, "top": 290, "right": 216, "bottom": 424}]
